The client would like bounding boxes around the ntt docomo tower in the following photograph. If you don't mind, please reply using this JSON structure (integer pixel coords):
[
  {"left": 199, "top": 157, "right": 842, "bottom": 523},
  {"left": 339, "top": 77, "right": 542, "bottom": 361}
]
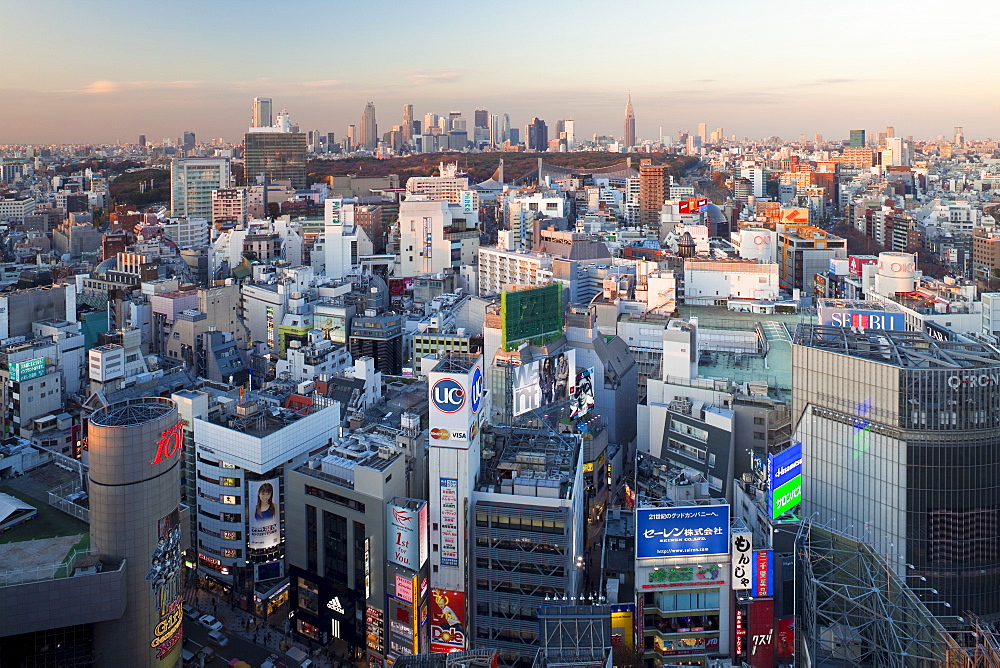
[{"left": 427, "top": 354, "right": 486, "bottom": 651}]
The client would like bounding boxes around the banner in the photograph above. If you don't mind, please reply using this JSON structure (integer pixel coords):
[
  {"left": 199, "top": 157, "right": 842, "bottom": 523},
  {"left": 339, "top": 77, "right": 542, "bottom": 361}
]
[
  {"left": 249, "top": 479, "right": 280, "bottom": 549},
  {"left": 430, "top": 589, "right": 466, "bottom": 653},
  {"left": 731, "top": 530, "right": 752, "bottom": 590},
  {"left": 387, "top": 504, "right": 419, "bottom": 570},
  {"left": 636, "top": 505, "right": 730, "bottom": 558},
  {"left": 512, "top": 350, "right": 576, "bottom": 417}
]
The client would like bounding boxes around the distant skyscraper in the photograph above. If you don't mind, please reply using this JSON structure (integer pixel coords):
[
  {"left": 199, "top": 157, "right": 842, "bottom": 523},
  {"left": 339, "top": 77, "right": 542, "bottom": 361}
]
[
  {"left": 244, "top": 116, "right": 307, "bottom": 189},
  {"left": 360, "top": 102, "right": 377, "bottom": 150},
  {"left": 624, "top": 94, "right": 636, "bottom": 149},
  {"left": 697, "top": 122, "right": 707, "bottom": 141},
  {"left": 474, "top": 109, "right": 489, "bottom": 129},
  {"left": 564, "top": 119, "right": 575, "bottom": 150},
  {"left": 850, "top": 129, "right": 866, "bottom": 147},
  {"left": 885, "top": 125, "right": 895, "bottom": 138},
  {"left": 526, "top": 118, "right": 548, "bottom": 152},
  {"left": 182, "top": 131, "right": 195, "bottom": 151},
  {"left": 252, "top": 97, "right": 273, "bottom": 128},
  {"left": 138, "top": 134, "right": 146, "bottom": 147},
  {"left": 502, "top": 114, "right": 511, "bottom": 143},
  {"left": 954, "top": 126, "right": 965, "bottom": 147},
  {"left": 402, "top": 104, "right": 414, "bottom": 146},
  {"left": 488, "top": 114, "right": 500, "bottom": 147},
  {"left": 346, "top": 124, "right": 356, "bottom": 151}
]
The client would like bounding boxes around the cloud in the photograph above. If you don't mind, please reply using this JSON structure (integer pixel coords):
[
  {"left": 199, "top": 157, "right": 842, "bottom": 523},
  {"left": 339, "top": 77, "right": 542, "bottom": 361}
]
[
  {"left": 83, "top": 80, "right": 121, "bottom": 94},
  {"left": 406, "top": 72, "right": 459, "bottom": 86}
]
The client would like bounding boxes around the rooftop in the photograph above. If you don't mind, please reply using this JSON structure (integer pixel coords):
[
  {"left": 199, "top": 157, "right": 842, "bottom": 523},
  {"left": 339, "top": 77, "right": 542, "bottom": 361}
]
[
  {"left": 476, "top": 426, "right": 581, "bottom": 500},
  {"left": 794, "top": 325, "right": 1000, "bottom": 369}
]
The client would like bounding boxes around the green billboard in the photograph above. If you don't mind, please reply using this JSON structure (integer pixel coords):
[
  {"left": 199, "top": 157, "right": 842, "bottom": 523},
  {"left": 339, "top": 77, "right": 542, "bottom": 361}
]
[
  {"left": 9, "top": 357, "right": 46, "bottom": 382},
  {"left": 500, "top": 284, "right": 563, "bottom": 350}
]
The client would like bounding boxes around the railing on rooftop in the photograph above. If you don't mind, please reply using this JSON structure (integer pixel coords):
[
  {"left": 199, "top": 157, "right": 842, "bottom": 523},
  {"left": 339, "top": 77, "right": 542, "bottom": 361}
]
[{"left": 0, "top": 547, "right": 121, "bottom": 588}]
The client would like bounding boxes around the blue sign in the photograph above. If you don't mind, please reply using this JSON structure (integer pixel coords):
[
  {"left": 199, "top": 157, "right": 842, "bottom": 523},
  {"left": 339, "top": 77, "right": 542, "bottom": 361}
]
[
  {"left": 470, "top": 367, "right": 483, "bottom": 415},
  {"left": 636, "top": 505, "right": 730, "bottom": 559},
  {"left": 769, "top": 442, "right": 802, "bottom": 490},
  {"left": 753, "top": 550, "right": 774, "bottom": 597},
  {"left": 431, "top": 378, "right": 465, "bottom": 413}
]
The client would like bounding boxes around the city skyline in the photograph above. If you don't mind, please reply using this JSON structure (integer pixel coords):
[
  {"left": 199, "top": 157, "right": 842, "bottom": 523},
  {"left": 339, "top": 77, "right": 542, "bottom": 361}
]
[{"left": 2, "top": 0, "right": 998, "bottom": 144}]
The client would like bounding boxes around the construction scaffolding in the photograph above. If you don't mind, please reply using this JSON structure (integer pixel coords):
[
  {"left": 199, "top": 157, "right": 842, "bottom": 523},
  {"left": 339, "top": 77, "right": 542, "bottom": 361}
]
[{"left": 795, "top": 519, "right": 990, "bottom": 667}]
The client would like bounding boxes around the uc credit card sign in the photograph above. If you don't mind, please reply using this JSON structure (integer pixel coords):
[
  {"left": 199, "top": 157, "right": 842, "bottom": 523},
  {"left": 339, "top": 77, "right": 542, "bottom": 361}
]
[{"left": 636, "top": 505, "right": 730, "bottom": 558}]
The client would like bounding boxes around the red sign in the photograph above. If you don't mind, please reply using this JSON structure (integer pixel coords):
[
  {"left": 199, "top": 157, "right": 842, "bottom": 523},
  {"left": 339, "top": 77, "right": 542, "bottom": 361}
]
[
  {"left": 678, "top": 201, "right": 691, "bottom": 214},
  {"left": 777, "top": 616, "right": 794, "bottom": 658},
  {"left": 430, "top": 589, "right": 465, "bottom": 653},
  {"left": 150, "top": 420, "right": 184, "bottom": 466},
  {"left": 848, "top": 255, "right": 878, "bottom": 276},
  {"left": 747, "top": 599, "right": 775, "bottom": 668},
  {"left": 735, "top": 608, "right": 746, "bottom": 656}
]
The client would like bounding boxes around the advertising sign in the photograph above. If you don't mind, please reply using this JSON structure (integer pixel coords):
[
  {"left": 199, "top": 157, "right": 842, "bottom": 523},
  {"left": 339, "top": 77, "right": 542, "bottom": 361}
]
[
  {"left": 610, "top": 604, "right": 635, "bottom": 648},
  {"left": 418, "top": 504, "right": 429, "bottom": 567},
  {"left": 430, "top": 589, "right": 466, "bottom": 653},
  {"left": 642, "top": 564, "right": 724, "bottom": 590},
  {"left": 570, "top": 366, "right": 595, "bottom": 420},
  {"left": 148, "top": 507, "right": 183, "bottom": 660},
  {"left": 439, "top": 479, "right": 459, "bottom": 567},
  {"left": 512, "top": 350, "right": 576, "bottom": 418},
  {"left": 431, "top": 378, "right": 466, "bottom": 413},
  {"left": 818, "top": 307, "right": 904, "bottom": 330},
  {"left": 470, "top": 366, "right": 483, "bottom": 415},
  {"left": 249, "top": 479, "right": 280, "bottom": 549},
  {"left": 848, "top": 255, "right": 878, "bottom": 276},
  {"left": 366, "top": 605, "right": 385, "bottom": 655},
  {"left": 769, "top": 443, "right": 802, "bottom": 520},
  {"left": 636, "top": 505, "right": 730, "bottom": 558},
  {"left": 776, "top": 617, "right": 794, "bottom": 658},
  {"left": 754, "top": 550, "right": 774, "bottom": 598},
  {"left": 387, "top": 503, "right": 419, "bottom": 570},
  {"left": 387, "top": 596, "right": 415, "bottom": 660},
  {"left": 924, "top": 320, "right": 956, "bottom": 342},
  {"left": 395, "top": 574, "right": 414, "bottom": 604},
  {"left": 731, "top": 530, "right": 752, "bottom": 590},
  {"left": 9, "top": 356, "right": 46, "bottom": 382},
  {"left": 747, "top": 599, "right": 775, "bottom": 668},
  {"left": 781, "top": 207, "right": 809, "bottom": 224},
  {"left": 735, "top": 608, "right": 747, "bottom": 656}
]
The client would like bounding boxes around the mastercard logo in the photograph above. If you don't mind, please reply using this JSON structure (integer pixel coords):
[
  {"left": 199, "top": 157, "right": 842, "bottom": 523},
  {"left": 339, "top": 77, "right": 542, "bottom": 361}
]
[{"left": 431, "top": 428, "right": 450, "bottom": 440}]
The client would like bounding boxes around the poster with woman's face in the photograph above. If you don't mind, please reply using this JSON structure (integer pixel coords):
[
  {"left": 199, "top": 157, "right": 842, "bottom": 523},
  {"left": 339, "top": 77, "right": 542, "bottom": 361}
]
[{"left": 249, "top": 479, "right": 280, "bottom": 549}]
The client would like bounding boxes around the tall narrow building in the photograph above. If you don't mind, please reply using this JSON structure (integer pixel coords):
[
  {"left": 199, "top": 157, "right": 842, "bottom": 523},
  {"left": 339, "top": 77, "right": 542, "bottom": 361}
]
[
  {"left": 360, "top": 102, "right": 377, "bottom": 150},
  {"left": 624, "top": 93, "right": 636, "bottom": 149},
  {"left": 402, "top": 104, "right": 414, "bottom": 146},
  {"left": 252, "top": 97, "right": 272, "bottom": 128}
]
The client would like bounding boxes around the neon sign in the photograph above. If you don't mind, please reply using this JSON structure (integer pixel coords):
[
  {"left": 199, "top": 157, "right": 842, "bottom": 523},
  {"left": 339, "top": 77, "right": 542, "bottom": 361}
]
[{"left": 150, "top": 421, "right": 184, "bottom": 466}]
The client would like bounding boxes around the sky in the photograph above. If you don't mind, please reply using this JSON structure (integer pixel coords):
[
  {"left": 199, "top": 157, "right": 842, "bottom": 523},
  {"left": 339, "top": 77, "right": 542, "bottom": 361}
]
[{"left": 2, "top": 0, "right": 998, "bottom": 145}]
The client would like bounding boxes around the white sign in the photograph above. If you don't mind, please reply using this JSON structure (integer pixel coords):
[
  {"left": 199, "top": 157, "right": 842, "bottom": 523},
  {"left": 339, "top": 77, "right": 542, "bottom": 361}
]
[
  {"left": 388, "top": 504, "right": 419, "bottom": 570},
  {"left": 327, "top": 597, "right": 345, "bottom": 614},
  {"left": 731, "top": 530, "right": 752, "bottom": 590}
]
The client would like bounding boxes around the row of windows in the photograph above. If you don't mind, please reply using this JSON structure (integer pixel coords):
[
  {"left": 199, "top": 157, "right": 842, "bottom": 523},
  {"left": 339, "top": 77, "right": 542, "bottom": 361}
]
[
  {"left": 644, "top": 590, "right": 721, "bottom": 612},
  {"left": 304, "top": 485, "right": 367, "bottom": 513},
  {"left": 474, "top": 514, "right": 566, "bottom": 534},
  {"left": 475, "top": 558, "right": 565, "bottom": 578},
  {"left": 474, "top": 536, "right": 565, "bottom": 555}
]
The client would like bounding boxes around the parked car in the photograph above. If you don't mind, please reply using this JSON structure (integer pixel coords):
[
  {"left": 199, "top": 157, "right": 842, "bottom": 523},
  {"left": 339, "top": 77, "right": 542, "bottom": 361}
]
[
  {"left": 207, "top": 629, "right": 229, "bottom": 647},
  {"left": 198, "top": 614, "right": 223, "bottom": 631}
]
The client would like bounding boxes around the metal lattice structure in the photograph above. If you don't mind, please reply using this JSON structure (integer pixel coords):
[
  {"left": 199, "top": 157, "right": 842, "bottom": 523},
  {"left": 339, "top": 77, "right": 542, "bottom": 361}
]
[
  {"left": 89, "top": 397, "right": 176, "bottom": 427},
  {"left": 795, "top": 520, "right": 967, "bottom": 667},
  {"left": 793, "top": 325, "right": 1000, "bottom": 369},
  {"left": 534, "top": 604, "right": 612, "bottom": 667}
]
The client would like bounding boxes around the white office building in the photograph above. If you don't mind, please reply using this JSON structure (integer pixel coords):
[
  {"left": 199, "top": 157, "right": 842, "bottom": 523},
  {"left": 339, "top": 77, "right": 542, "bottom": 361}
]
[{"left": 171, "top": 157, "right": 231, "bottom": 221}]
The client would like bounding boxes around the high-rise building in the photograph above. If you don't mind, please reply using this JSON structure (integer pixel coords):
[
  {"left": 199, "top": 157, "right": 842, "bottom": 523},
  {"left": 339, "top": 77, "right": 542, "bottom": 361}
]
[
  {"left": 793, "top": 326, "right": 1000, "bottom": 619},
  {"left": 252, "top": 97, "right": 272, "bottom": 128},
  {"left": 849, "top": 130, "right": 867, "bottom": 147},
  {"left": 170, "top": 157, "right": 231, "bottom": 220},
  {"left": 526, "top": 117, "right": 548, "bottom": 152},
  {"left": 182, "top": 131, "right": 195, "bottom": 152},
  {"left": 90, "top": 398, "right": 184, "bottom": 667},
  {"left": 474, "top": 109, "right": 488, "bottom": 129},
  {"left": 885, "top": 125, "right": 895, "bottom": 138},
  {"left": 360, "top": 102, "right": 377, "bottom": 150},
  {"left": 697, "top": 122, "right": 707, "bottom": 141},
  {"left": 138, "top": 134, "right": 146, "bottom": 147},
  {"left": 211, "top": 188, "right": 248, "bottom": 225},
  {"left": 402, "top": 104, "right": 414, "bottom": 146},
  {"left": 243, "top": 129, "right": 307, "bottom": 189},
  {"left": 954, "top": 126, "right": 965, "bottom": 147},
  {"left": 624, "top": 94, "right": 636, "bottom": 149},
  {"left": 564, "top": 119, "right": 575, "bottom": 150},
  {"left": 638, "top": 159, "right": 667, "bottom": 227}
]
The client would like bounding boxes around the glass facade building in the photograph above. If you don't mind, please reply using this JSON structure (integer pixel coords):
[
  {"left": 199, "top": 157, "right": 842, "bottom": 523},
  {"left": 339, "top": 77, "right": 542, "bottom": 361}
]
[
  {"left": 793, "top": 325, "right": 1000, "bottom": 620},
  {"left": 243, "top": 131, "right": 307, "bottom": 189}
]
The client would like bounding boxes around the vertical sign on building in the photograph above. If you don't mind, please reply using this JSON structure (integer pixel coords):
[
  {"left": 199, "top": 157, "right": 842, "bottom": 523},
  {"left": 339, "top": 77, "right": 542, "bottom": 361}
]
[
  {"left": 387, "top": 503, "right": 419, "bottom": 570},
  {"left": 266, "top": 305, "right": 275, "bottom": 346},
  {"left": 754, "top": 550, "right": 774, "bottom": 598},
  {"left": 439, "top": 479, "right": 459, "bottom": 567},
  {"left": 747, "top": 599, "right": 776, "bottom": 668},
  {"left": 731, "top": 530, "right": 752, "bottom": 591},
  {"left": 735, "top": 608, "right": 747, "bottom": 657}
]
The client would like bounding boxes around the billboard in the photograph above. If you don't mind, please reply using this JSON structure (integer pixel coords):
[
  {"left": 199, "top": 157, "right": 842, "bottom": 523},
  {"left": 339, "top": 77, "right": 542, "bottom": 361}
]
[
  {"left": 428, "top": 358, "right": 483, "bottom": 447},
  {"left": 731, "top": 530, "right": 752, "bottom": 590},
  {"left": 512, "top": 349, "right": 576, "bottom": 417},
  {"left": 747, "top": 599, "right": 775, "bottom": 668},
  {"left": 636, "top": 505, "right": 730, "bottom": 558},
  {"left": 9, "top": 357, "right": 46, "bottom": 382},
  {"left": 387, "top": 503, "right": 421, "bottom": 570},
  {"left": 570, "top": 366, "right": 595, "bottom": 420},
  {"left": 769, "top": 443, "right": 802, "bottom": 520},
  {"left": 429, "top": 589, "right": 466, "bottom": 653},
  {"left": 848, "top": 255, "right": 878, "bottom": 276},
  {"left": 249, "top": 479, "right": 280, "bottom": 549},
  {"left": 500, "top": 284, "right": 563, "bottom": 350},
  {"left": 754, "top": 550, "right": 774, "bottom": 598},
  {"left": 418, "top": 504, "right": 429, "bottom": 567},
  {"left": 439, "top": 479, "right": 459, "bottom": 567},
  {"left": 610, "top": 604, "right": 635, "bottom": 648},
  {"left": 148, "top": 507, "right": 183, "bottom": 660},
  {"left": 781, "top": 207, "right": 809, "bottom": 224},
  {"left": 776, "top": 617, "right": 794, "bottom": 658},
  {"left": 818, "top": 307, "right": 904, "bottom": 330}
]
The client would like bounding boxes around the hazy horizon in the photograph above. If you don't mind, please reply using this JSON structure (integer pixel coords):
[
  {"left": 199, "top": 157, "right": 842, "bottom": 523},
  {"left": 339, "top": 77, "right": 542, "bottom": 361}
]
[{"left": 3, "top": 0, "right": 997, "bottom": 145}]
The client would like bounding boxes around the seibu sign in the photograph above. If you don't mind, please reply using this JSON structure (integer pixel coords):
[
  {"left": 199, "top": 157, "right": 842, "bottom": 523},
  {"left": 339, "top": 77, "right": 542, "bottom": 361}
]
[{"left": 150, "top": 421, "right": 184, "bottom": 466}]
